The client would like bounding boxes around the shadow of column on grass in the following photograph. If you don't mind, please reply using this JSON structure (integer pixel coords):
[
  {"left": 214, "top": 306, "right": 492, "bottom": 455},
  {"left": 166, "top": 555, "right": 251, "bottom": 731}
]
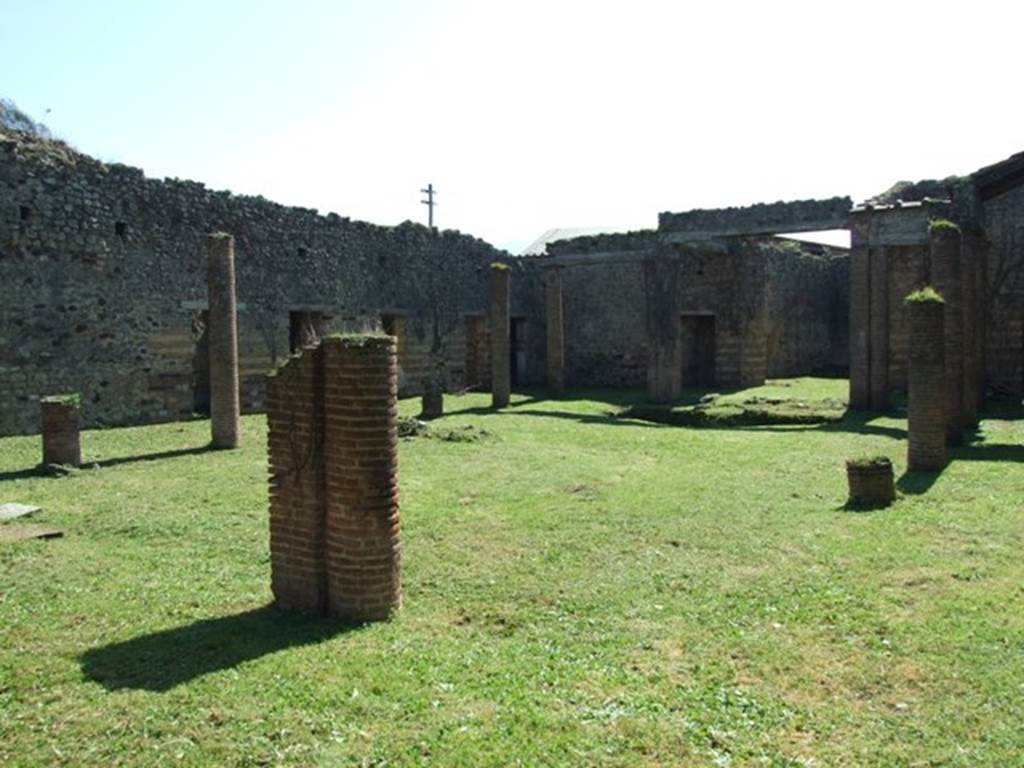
[
  {"left": 80, "top": 605, "right": 359, "bottom": 692},
  {"left": 896, "top": 470, "right": 942, "bottom": 495},
  {"left": 0, "top": 445, "right": 218, "bottom": 483}
]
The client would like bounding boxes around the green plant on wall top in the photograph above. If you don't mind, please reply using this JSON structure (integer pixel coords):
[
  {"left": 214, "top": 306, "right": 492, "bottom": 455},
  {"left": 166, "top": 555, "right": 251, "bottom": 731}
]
[
  {"left": 905, "top": 286, "right": 945, "bottom": 305},
  {"left": 928, "top": 218, "right": 961, "bottom": 234}
]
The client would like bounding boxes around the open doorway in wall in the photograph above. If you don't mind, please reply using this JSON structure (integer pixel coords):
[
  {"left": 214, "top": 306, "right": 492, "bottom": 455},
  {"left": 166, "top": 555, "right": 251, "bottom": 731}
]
[
  {"left": 289, "top": 311, "right": 329, "bottom": 353},
  {"left": 191, "top": 310, "right": 211, "bottom": 416},
  {"left": 680, "top": 313, "right": 715, "bottom": 387},
  {"left": 511, "top": 317, "right": 528, "bottom": 386}
]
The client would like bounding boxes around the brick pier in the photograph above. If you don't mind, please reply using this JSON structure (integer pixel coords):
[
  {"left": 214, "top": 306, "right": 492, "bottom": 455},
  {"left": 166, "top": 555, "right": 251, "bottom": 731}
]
[
  {"left": 267, "top": 335, "right": 401, "bottom": 621},
  {"left": 930, "top": 224, "right": 964, "bottom": 445},
  {"left": 490, "top": 264, "right": 511, "bottom": 408},
  {"left": 907, "top": 296, "right": 947, "bottom": 472},
  {"left": 544, "top": 267, "right": 565, "bottom": 397}
]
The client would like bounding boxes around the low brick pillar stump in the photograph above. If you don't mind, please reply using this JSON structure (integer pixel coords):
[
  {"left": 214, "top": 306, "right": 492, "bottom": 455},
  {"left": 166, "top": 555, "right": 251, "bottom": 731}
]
[
  {"left": 906, "top": 288, "right": 947, "bottom": 472},
  {"left": 846, "top": 456, "right": 895, "bottom": 508},
  {"left": 40, "top": 394, "right": 82, "bottom": 467},
  {"left": 267, "top": 335, "right": 401, "bottom": 622}
]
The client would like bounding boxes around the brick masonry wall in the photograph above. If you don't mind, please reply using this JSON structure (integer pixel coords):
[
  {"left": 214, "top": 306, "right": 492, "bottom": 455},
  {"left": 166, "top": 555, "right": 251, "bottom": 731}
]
[
  {"left": 40, "top": 396, "right": 81, "bottom": 466},
  {"left": 0, "top": 131, "right": 507, "bottom": 435}
]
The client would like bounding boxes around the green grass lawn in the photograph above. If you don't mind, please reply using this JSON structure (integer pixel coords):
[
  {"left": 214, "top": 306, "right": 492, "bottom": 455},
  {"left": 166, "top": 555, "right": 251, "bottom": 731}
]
[{"left": 1, "top": 379, "right": 1022, "bottom": 767}]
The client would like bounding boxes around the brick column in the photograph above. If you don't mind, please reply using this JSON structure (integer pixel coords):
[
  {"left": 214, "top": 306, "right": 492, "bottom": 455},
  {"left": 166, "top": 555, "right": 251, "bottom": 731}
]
[
  {"left": 490, "top": 264, "right": 511, "bottom": 408},
  {"left": 267, "top": 347, "right": 327, "bottom": 613},
  {"left": 544, "top": 267, "right": 565, "bottom": 397},
  {"left": 907, "top": 294, "right": 946, "bottom": 472},
  {"left": 324, "top": 336, "right": 401, "bottom": 622},
  {"left": 40, "top": 395, "right": 81, "bottom": 467},
  {"left": 961, "top": 230, "right": 983, "bottom": 426},
  {"left": 848, "top": 233, "right": 871, "bottom": 410},
  {"left": 930, "top": 223, "right": 964, "bottom": 445},
  {"left": 644, "top": 252, "right": 682, "bottom": 403},
  {"left": 868, "top": 247, "right": 890, "bottom": 410},
  {"left": 267, "top": 335, "right": 401, "bottom": 621},
  {"left": 207, "top": 232, "right": 240, "bottom": 449}
]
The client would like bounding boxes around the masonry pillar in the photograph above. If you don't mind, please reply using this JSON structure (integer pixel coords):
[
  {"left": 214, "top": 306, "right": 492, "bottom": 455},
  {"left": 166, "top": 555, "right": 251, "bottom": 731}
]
[
  {"left": 544, "top": 267, "right": 565, "bottom": 397},
  {"left": 490, "top": 264, "right": 511, "bottom": 408},
  {"left": 40, "top": 395, "right": 81, "bottom": 467},
  {"left": 930, "top": 223, "right": 965, "bottom": 445},
  {"left": 848, "top": 217, "right": 871, "bottom": 410},
  {"left": 207, "top": 232, "right": 241, "bottom": 449},
  {"left": 267, "top": 346, "right": 327, "bottom": 613},
  {"left": 324, "top": 336, "right": 401, "bottom": 622},
  {"left": 643, "top": 251, "right": 682, "bottom": 403},
  {"left": 960, "top": 230, "right": 978, "bottom": 428},
  {"left": 266, "top": 335, "right": 401, "bottom": 621},
  {"left": 907, "top": 291, "right": 947, "bottom": 472},
  {"left": 868, "top": 247, "right": 890, "bottom": 410}
]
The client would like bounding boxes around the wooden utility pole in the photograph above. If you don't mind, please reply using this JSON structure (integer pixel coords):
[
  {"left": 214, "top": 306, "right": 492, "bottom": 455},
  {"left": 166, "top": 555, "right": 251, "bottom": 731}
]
[{"left": 420, "top": 183, "right": 437, "bottom": 229}]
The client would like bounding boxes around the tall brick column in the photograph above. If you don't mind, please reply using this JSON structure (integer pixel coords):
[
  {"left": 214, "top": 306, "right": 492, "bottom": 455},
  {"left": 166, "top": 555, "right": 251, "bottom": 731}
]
[
  {"left": 544, "top": 267, "right": 565, "bottom": 397},
  {"left": 207, "top": 232, "right": 240, "bottom": 449},
  {"left": 40, "top": 395, "right": 81, "bottom": 467},
  {"left": 644, "top": 252, "right": 682, "bottom": 403},
  {"left": 907, "top": 292, "right": 947, "bottom": 472},
  {"left": 868, "top": 247, "right": 890, "bottom": 410},
  {"left": 267, "top": 347, "right": 327, "bottom": 613},
  {"left": 961, "top": 230, "right": 984, "bottom": 426},
  {"left": 324, "top": 336, "right": 401, "bottom": 622},
  {"left": 930, "top": 223, "right": 964, "bottom": 445},
  {"left": 848, "top": 221, "right": 871, "bottom": 410},
  {"left": 490, "top": 264, "right": 511, "bottom": 408},
  {"left": 266, "top": 335, "right": 401, "bottom": 621}
]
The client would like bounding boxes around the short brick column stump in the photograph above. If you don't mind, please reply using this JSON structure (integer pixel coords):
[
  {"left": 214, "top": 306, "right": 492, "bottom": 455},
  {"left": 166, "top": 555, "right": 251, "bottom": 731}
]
[
  {"left": 846, "top": 456, "right": 895, "bottom": 508},
  {"left": 907, "top": 288, "right": 947, "bottom": 472},
  {"left": 267, "top": 335, "right": 401, "bottom": 622},
  {"left": 40, "top": 395, "right": 82, "bottom": 467}
]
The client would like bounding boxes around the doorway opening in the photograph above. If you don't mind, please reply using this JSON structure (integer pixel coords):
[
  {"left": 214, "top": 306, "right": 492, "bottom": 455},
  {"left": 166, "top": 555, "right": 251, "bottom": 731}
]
[{"left": 680, "top": 313, "right": 715, "bottom": 387}]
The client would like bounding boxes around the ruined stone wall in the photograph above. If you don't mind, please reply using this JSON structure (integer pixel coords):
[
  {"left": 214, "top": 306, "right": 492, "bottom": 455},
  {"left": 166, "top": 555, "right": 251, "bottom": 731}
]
[
  {"left": 0, "top": 132, "right": 507, "bottom": 434},
  {"left": 981, "top": 185, "right": 1024, "bottom": 395},
  {"left": 763, "top": 241, "right": 849, "bottom": 377},
  {"left": 537, "top": 232, "right": 847, "bottom": 388}
]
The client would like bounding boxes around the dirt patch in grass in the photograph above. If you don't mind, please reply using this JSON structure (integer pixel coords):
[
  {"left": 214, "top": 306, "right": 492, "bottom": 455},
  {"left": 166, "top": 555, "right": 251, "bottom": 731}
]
[{"left": 620, "top": 395, "right": 848, "bottom": 428}]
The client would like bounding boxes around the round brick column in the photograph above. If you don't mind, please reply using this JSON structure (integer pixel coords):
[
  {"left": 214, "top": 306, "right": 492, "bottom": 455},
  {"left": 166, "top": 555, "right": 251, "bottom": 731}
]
[
  {"left": 40, "top": 396, "right": 81, "bottom": 467},
  {"left": 207, "top": 232, "right": 241, "bottom": 449},
  {"left": 907, "top": 298, "right": 946, "bottom": 472},
  {"left": 490, "top": 264, "right": 511, "bottom": 408},
  {"left": 324, "top": 336, "right": 401, "bottom": 622}
]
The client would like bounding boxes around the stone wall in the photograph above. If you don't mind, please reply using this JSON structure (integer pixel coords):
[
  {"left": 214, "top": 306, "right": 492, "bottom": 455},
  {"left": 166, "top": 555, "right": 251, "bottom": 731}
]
[
  {"left": 535, "top": 231, "right": 848, "bottom": 388},
  {"left": 981, "top": 184, "right": 1024, "bottom": 395},
  {"left": 0, "top": 130, "right": 509, "bottom": 434}
]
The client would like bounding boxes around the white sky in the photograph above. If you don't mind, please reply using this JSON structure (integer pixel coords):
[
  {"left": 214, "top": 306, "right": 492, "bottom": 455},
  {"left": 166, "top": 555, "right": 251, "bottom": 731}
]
[{"left": 4, "top": 0, "right": 1022, "bottom": 252}]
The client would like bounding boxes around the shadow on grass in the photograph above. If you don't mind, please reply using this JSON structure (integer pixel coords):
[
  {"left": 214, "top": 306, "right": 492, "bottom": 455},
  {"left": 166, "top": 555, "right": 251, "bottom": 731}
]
[
  {"left": 0, "top": 445, "right": 217, "bottom": 483},
  {"left": 91, "top": 444, "right": 218, "bottom": 469},
  {"left": 897, "top": 469, "right": 945, "bottom": 495},
  {"left": 81, "top": 605, "right": 359, "bottom": 692}
]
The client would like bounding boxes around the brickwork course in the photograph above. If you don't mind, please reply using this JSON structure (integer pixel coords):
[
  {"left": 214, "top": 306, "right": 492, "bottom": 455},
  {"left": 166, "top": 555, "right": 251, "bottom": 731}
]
[
  {"left": 490, "top": 265, "right": 511, "bottom": 408},
  {"left": 907, "top": 298, "right": 947, "bottom": 472},
  {"left": 207, "top": 233, "right": 241, "bottom": 449},
  {"left": 266, "top": 335, "right": 400, "bottom": 622},
  {"left": 40, "top": 396, "right": 81, "bottom": 466}
]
